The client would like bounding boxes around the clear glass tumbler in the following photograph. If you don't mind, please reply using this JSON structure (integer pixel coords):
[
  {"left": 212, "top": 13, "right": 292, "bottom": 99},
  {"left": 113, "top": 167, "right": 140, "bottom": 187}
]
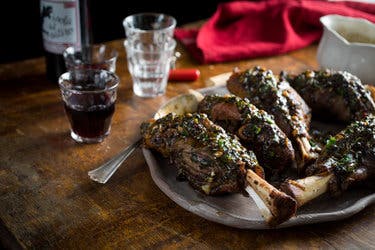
[
  {"left": 122, "top": 13, "right": 176, "bottom": 46},
  {"left": 123, "top": 13, "right": 177, "bottom": 97},
  {"left": 63, "top": 44, "right": 118, "bottom": 72},
  {"left": 58, "top": 69, "right": 119, "bottom": 143},
  {"left": 124, "top": 39, "right": 176, "bottom": 98}
]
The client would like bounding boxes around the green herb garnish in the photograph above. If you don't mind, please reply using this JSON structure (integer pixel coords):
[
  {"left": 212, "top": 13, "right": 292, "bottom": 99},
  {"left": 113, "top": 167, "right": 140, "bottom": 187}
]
[{"left": 326, "top": 136, "right": 337, "bottom": 149}]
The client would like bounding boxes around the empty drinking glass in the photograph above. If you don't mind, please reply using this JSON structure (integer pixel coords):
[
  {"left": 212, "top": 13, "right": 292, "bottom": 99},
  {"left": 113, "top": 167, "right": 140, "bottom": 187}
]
[
  {"left": 124, "top": 39, "right": 176, "bottom": 97},
  {"left": 63, "top": 44, "right": 118, "bottom": 72},
  {"left": 123, "top": 13, "right": 176, "bottom": 46},
  {"left": 123, "top": 13, "right": 177, "bottom": 97}
]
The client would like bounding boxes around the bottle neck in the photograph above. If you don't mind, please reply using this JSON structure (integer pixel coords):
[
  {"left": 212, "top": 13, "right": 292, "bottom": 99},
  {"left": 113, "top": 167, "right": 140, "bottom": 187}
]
[
  {"left": 79, "top": 0, "right": 93, "bottom": 62},
  {"left": 79, "top": 0, "right": 93, "bottom": 48}
]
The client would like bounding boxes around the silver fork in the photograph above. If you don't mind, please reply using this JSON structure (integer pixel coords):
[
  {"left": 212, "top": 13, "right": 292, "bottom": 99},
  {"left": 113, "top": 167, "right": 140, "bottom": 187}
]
[{"left": 88, "top": 139, "right": 142, "bottom": 183}]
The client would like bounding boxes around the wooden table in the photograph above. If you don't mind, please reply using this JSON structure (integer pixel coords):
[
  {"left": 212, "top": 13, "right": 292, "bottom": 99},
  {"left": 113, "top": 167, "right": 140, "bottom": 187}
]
[{"left": 0, "top": 36, "right": 374, "bottom": 249}]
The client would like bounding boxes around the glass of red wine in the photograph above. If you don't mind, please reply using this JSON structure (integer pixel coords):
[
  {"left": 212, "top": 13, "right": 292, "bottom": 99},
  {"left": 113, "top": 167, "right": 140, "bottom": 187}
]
[{"left": 58, "top": 69, "right": 119, "bottom": 143}]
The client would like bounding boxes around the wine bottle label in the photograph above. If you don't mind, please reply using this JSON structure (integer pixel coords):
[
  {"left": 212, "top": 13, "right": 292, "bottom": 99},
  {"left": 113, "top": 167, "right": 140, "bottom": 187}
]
[{"left": 40, "top": 0, "right": 81, "bottom": 54}]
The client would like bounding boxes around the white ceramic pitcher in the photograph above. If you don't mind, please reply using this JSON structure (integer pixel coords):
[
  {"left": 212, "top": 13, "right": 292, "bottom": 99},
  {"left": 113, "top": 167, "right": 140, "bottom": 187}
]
[{"left": 317, "top": 14, "right": 375, "bottom": 85}]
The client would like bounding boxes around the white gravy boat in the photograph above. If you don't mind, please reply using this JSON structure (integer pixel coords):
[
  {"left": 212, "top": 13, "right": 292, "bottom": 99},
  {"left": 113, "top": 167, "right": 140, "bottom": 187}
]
[{"left": 317, "top": 14, "right": 375, "bottom": 85}]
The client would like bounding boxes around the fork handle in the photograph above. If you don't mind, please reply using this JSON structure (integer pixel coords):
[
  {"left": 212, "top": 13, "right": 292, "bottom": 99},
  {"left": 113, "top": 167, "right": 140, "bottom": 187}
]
[{"left": 88, "top": 139, "right": 142, "bottom": 183}]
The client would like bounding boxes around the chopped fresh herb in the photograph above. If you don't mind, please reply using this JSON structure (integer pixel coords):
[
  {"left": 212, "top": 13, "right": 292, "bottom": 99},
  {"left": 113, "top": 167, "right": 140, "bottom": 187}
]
[
  {"left": 337, "top": 153, "right": 356, "bottom": 173},
  {"left": 268, "top": 151, "right": 275, "bottom": 158},
  {"left": 253, "top": 125, "right": 262, "bottom": 135},
  {"left": 326, "top": 136, "right": 337, "bottom": 149},
  {"left": 265, "top": 117, "right": 274, "bottom": 124},
  {"left": 218, "top": 138, "right": 225, "bottom": 149}
]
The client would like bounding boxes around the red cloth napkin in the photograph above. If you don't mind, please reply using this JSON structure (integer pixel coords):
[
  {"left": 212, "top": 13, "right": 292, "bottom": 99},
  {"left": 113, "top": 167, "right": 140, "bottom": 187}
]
[{"left": 174, "top": 0, "right": 375, "bottom": 64}]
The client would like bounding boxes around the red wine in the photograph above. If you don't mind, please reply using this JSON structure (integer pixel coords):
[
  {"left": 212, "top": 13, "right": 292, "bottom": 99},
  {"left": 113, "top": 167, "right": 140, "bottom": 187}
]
[
  {"left": 59, "top": 68, "right": 119, "bottom": 142},
  {"left": 64, "top": 103, "right": 115, "bottom": 139}
]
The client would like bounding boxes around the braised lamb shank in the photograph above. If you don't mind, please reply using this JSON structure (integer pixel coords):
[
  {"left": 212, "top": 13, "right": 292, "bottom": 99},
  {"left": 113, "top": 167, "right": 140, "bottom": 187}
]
[
  {"left": 281, "top": 114, "right": 375, "bottom": 207},
  {"left": 198, "top": 94, "right": 295, "bottom": 174},
  {"left": 227, "top": 66, "right": 317, "bottom": 169},
  {"left": 287, "top": 69, "right": 375, "bottom": 122},
  {"left": 141, "top": 113, "right": 297, "bottom": 225}
]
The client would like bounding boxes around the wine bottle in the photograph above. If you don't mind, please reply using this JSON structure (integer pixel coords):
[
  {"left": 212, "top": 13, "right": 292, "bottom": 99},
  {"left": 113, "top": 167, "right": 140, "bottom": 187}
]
[{"left": 40, "top": 0, "right": 92, "bottom": 83}]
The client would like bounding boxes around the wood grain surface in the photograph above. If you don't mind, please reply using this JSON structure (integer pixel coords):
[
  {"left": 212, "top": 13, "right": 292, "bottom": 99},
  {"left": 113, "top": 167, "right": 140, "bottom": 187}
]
[{"left": 0, "top": 36, "right": 374, "bottom": 249}]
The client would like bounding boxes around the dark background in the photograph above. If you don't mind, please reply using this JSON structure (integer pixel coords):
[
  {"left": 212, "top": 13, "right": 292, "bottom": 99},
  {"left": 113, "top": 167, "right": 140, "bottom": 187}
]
[{"left": 1, "top": 0, "right": 226, "bottom": 64}]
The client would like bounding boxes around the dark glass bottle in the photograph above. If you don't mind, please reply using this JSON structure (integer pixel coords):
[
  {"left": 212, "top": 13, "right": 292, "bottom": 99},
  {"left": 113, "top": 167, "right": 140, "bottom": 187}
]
[{"left": 40, "top": 0, "right": 92, "bottom": 83}]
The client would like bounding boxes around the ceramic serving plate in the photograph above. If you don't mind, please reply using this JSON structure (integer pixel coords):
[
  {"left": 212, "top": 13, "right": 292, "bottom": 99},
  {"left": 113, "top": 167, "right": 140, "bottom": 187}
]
[{"left": 142, "top": 85, "right": 375, "bottom": 229}]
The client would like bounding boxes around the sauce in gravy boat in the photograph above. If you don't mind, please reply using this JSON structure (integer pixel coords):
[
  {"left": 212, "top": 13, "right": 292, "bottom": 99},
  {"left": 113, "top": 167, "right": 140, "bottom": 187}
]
[{"left": 317, "top": 15, "right": 375, "bottom": 85}]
